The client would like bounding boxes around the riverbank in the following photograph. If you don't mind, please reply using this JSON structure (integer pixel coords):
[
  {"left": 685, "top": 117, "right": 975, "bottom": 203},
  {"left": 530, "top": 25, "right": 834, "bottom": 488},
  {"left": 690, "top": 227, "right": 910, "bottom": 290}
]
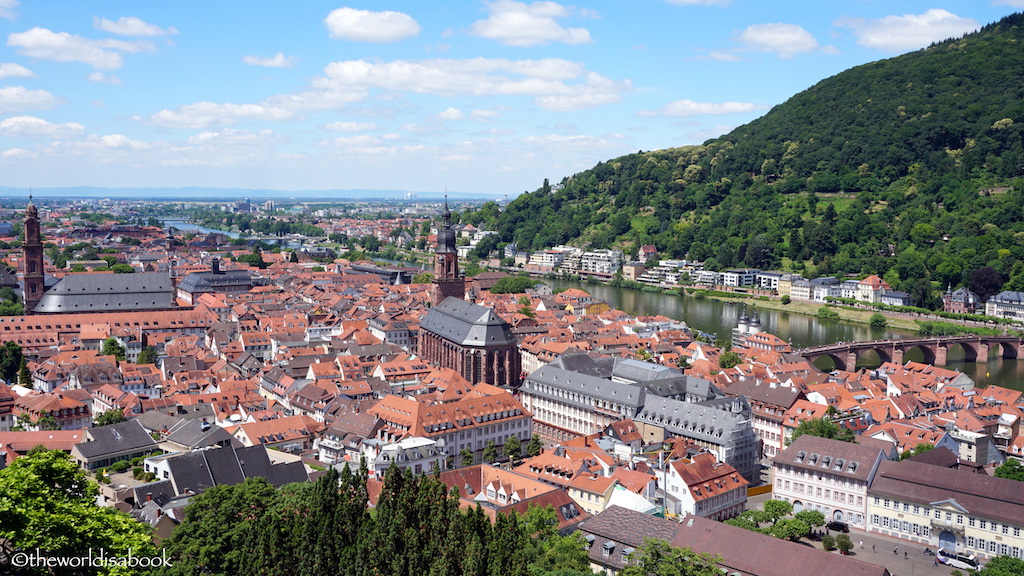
[{"left": 701, "top": 293, "right": 923, "bottom": 333}]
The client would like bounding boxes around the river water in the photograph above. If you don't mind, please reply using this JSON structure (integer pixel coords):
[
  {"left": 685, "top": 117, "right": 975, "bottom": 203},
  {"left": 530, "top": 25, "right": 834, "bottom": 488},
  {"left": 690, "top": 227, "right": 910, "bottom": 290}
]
[
  {"left": 545, "top": 279, "right": 1024, "bottom": 392},
  {"left": 161, "top": 219, "right": 302, "bottom": 249}
]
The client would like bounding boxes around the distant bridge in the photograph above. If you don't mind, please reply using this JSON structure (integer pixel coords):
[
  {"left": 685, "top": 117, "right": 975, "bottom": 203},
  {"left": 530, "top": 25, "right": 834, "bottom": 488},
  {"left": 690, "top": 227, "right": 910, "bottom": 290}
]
[{"left": 796, "top": 335, "right": 1024, "bottom": 371}]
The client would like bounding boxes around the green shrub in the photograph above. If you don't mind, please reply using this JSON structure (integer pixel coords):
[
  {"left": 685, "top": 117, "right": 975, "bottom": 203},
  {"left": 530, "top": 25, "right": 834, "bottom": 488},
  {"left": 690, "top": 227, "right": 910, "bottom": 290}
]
[
  {"left": 821, "top": 534, "right": 835, "bottom": 551},
  {"left": 109, "top": 459, "right": 131, "bottom": 473}
]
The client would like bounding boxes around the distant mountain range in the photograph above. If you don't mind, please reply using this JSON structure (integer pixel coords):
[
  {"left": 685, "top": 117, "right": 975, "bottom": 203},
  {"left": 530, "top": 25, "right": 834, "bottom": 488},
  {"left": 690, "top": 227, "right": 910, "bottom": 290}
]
[{"left": 0, "top": 186, "right": 498, "bottom": 202}]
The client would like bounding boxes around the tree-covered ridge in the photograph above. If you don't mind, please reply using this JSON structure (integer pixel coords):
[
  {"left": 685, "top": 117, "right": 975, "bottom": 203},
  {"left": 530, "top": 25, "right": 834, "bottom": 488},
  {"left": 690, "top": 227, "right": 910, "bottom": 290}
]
[{"left": 489, "top": 12, "right": 1024, "bottom": 307}]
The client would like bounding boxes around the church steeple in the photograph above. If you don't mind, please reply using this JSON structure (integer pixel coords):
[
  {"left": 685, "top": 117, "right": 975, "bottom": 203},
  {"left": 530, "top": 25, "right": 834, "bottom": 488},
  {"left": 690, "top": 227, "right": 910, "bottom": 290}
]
[
  {"left": 432, "top": 196, "right": 464, "bottom": 305},
  {"left": 23, "top": 195, "right": 44, "bottom": 314}
]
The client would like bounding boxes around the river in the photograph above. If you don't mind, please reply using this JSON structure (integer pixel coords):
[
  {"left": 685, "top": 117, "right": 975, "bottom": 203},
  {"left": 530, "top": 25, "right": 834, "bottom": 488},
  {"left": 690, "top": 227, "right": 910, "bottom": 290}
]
[
  {"left": 545, "top": 279, "right": 1024, "bottom": 392},
  {"left": 161, "top": 219, "right": 302, "bottom": 249}
]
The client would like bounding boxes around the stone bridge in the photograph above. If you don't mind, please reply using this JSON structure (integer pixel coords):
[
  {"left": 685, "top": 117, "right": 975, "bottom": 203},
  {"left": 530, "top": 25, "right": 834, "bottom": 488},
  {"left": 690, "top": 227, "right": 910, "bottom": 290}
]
[{"left": 797, "top": 335, "right": 1024, "bottom": 371}]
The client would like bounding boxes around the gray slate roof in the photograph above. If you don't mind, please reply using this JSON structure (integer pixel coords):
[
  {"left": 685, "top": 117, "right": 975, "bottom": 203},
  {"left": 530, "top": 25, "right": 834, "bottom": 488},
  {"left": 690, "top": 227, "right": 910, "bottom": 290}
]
[
  {"left": 419, "top": 297, "right": 516, "bottom": 347},
  {"left": 523, "top": 364, "right": 646, "bottom": 410},
  {"left": 75, "top": 419, "right": 158, "bottom": 458},
  {"left": 34, "top": 272, "right": 175, "bottom": 313},
  {"left": 176, "top": 269, "right": 252, "bottom": 293}
]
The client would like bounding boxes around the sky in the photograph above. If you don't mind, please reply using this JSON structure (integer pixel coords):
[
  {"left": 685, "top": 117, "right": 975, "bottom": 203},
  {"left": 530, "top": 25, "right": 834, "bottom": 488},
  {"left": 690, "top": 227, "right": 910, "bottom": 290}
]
[{"left": 1, "top": 0, "right": 1022, "bottom": 199}]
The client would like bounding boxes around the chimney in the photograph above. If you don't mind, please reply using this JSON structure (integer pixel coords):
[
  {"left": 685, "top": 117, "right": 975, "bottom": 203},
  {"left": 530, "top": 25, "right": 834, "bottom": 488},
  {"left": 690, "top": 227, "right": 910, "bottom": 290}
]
[
  {"left": 146, "top": 493, "right": 152, "bottom": 502},
  {"left": 211, "top": 257, "right": 221, "bottom": 274}
]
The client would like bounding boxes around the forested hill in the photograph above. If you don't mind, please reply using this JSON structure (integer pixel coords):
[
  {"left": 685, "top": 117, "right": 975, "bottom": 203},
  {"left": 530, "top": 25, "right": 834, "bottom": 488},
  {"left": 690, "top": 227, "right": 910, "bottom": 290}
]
[{"left": 473, "top": 12, "right": 1024, "bottom": 308}]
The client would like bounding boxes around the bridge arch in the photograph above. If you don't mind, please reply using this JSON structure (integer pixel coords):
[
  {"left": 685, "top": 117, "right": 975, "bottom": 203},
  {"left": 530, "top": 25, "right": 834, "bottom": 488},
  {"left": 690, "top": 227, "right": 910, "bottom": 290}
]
[
  {"left": 901, "top": 344, "right": 938, "bottom": 365},
  {"left": 995, "top": 340, "right": 1020, "bottom": 360}
]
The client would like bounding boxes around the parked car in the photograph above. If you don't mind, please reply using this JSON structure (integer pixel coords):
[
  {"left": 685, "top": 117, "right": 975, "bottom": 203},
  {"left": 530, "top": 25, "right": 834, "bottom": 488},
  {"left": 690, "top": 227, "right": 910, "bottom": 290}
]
[{"left": 825, "top": 521, "right": 849, "bottom": 533}]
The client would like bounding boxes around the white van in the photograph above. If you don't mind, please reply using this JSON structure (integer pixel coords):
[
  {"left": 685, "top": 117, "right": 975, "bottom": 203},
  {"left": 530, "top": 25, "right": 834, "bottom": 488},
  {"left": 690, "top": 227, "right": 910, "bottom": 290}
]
[{"left": 937, "top": 550, "right": 981, "bottom": 571}]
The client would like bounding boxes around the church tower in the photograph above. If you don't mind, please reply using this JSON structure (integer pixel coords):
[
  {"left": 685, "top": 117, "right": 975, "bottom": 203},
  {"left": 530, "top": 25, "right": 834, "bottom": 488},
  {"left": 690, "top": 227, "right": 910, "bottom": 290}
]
[
  {"left": 432, "top": 198, "right": 464, "bottom": 306},
  {"left": 23, "top": 196, "right": 44, "bottom": 314}
]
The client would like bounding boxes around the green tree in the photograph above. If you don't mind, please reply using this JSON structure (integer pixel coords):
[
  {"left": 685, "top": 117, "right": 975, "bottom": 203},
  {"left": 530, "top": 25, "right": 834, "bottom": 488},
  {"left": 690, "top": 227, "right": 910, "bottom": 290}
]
[
  {"left": 137, "top": 345, "right": 159, "bottom": 365},
  {"left": 617, "top": 538, "right": 722, "bottom": 576},
  {"left": 18, "top": 356, "right": 31, "bottom": 386},
  {"left": 490, "top": 276, "right": 540, "bottom": 294},
  {"left": 717, "top": 350, "right": 742, "bottom": 370},
  {"left": 0, "top": 340, "right": 23, "bottom": 382},
  {"left": 161, "top": 477, "right": 282, "bottom": 575},
  {"left": 504, "top": 435, "right": 522, "bottom": 462},
  {"left": 0, "top": 450, "right": 157, "bottom": 576},
  {"left": 768, "top": 518, "right": 809, "bottom": 541},
  {"left": 869, "top": 312, "right": 887, "bottom": 329},
  {"left": 412, "top": 272, "right": 435, "bottom": 284},
  {"left": 101, "top": 336, "right": 127, "bottom": 361},
  {"left": 111, "top": 263, "right": 136, "bottom": 273},
  {"left": 821, "top": 534, "right": 835, "bottom": 551},
  {"left": 94, "top": 409, "right": 128, "bottom": 427},
  {"left": 36, "top": 411, "right": 60, "bottom": 430},
  {"left": 899, "top": 442, "right": 935, "bottom": 460},
  {"left": 794, "top": 509, "right": 825, "bottom": 529},
  {"left": 526, "top": 434, "right": 544, "bottom": 458},
  {"left": 835, "top": 533, "right": 853, "bottom": 555},
  {"left": 993, "top": 458, "right": 1024, "bottom": 482},
  {"left": 979, "top": 556, "right": 1024, "bottom": 575},
  {"left": 461, "top": 447, "right": 475, "bottom": 467},
  {"left": 483, "top": 439, "right": 500, "bottom": 463},
  {"left": 761, "top": 500, "right": 793, "bottom": 523},
  {"left": 787, "top": 417, "right": 856, "bottom": 445}
]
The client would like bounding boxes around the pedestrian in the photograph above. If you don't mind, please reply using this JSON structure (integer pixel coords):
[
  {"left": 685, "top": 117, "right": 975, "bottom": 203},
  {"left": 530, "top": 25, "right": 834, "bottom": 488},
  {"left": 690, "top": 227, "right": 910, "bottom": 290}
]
[
  {"left": 872, "top": 544, "right": 875, "bottom": 553},
  {"left": 904, "top": 550, "right": 908, "bottom": 559},
  {"left": 934, "top": 557, "right": 939, "bottom": 567},
  {"left": 894, "top": 546, "right": 898, "bottom": 555},
  {"left": 859, "top": 540, "right": 863, "bottom": 549}
]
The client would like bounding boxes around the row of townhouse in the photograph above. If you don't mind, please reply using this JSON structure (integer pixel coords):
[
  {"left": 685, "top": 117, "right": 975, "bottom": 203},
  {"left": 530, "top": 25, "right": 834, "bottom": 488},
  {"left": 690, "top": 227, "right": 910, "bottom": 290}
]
[{"left": 772, "top": 434, "right": 1024, "bottom": 562}]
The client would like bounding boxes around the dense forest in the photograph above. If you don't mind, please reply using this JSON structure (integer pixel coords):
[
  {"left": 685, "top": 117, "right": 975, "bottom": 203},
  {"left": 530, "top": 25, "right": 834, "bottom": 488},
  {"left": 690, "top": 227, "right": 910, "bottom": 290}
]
[{"left": 463, "top": 12, "right": 1024, "bottom": 309}]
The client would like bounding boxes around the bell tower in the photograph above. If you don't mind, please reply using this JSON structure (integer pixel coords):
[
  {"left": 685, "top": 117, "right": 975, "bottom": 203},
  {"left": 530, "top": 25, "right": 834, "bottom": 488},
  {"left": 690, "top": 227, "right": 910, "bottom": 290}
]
[
  {"left": 23, "top": 195, "right": 44, "bottom": 314},
  {"left": 432, "top": 197, "right": 464, "bottom": 305}
]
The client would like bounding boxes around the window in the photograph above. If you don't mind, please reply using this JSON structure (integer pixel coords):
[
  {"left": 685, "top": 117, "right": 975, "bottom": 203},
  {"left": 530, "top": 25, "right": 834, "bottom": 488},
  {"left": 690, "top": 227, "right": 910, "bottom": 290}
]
[
  {"left": 903, "top": 503, "right": 910, "bottom": 512},
  {"left": 934, "top": 509, "right": 941, "bottom": 519},
  {"left": 969, "top": 518, "right": 976, "bottom": 527},
  {"left": 980, "top": 520, "right": 987, "bottom": 530},
  {"left": 968, "top": 536, "right": 976, "bottom": 548},
  {"left": 913, "top": 505, "right": 920, "bottom": 515},
  {"left": 957, "top": 515, "right": 964, "bottom": 525}
]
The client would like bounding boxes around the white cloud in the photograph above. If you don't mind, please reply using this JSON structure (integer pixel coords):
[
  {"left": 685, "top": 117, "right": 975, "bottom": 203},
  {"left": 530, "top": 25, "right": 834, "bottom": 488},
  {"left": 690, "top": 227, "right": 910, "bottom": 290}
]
[
  {"left": 144, "top": 102, "right": 299, "bottom": 129},
  {"left": 521, "top": 133, "right": 625, "bottom": 149},
  {"left": 0, "top": 115, "right": 85, "bottom": 137},
  {"left": 7, "top": 27, "right": 153, "bottom": 70},
  {"left": 0, "top": 86, "right": 60, "bottom": 113},
  {"left": 243, "top": 52, "right": 295, "bottom": 68},
  {"left": 93, "top": 16, "right": 178, "bottom": 37},
  {"left": 325, "top": 121, "right": 378, "bottom": 131},
  {"left": 187, "top": 128, "right": 278, "bottom": 146},
  {"left": 738, "top": 23, "right": 819, "bottom": 58},
  {"left": 436, "top": 107, "right": 465, "bottom": 121},
  {"left": 993, "top": 0, "right": 1024, "bottom": 8},
  {"left": 470, "top": 0, "right": 592, "bottom": 47},
  {"left": 316, "top": 58, "right": 629, "bottom": 111},
  {"left": 706, "top": 51, "right": 741, "bottom": 62},
  {"left": 0, "top": 62, "right": 34, "bottom": 78},
  {"left": 324, "top": 8, "right": 420, "bottom": 43},
  {"left": 471, "top": 109, "right": 500, "bottom": 121},
  {"left": 837, "top": 9, "right": 979, "bottom": 53},
  {"left": 318, "top": 134, "right": 383, "bottom": 147},
  {"left": 638, "top": 99, "right": 766, "bottom": 117},
  {"left": 88, "top": 71, "right": 122, "bottom": 84},
  {"left": 2, "top": 148, "right": 36, "bottom": 159},
  {"left": 667, "top": 0, "right": 729, "bottom": 5},
  {"left": 0, "top": 0, "right": 18, "bottom": 19}
]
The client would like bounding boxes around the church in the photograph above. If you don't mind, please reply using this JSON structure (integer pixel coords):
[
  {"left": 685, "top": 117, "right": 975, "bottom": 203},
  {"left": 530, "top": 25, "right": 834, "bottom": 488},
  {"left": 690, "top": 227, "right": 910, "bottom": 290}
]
[
  {"left": 417, "top": 200, "right": 521, "bottom": 388},
  {"left": 20, "top": 198, "right": 177, "bottom": 315}
]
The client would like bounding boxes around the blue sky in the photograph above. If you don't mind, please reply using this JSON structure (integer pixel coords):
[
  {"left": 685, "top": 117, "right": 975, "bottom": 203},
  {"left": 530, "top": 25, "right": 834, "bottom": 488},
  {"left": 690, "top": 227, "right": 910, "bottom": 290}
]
[{"left": 0, "top": 0, "right": 1021, "bottom": 198}]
